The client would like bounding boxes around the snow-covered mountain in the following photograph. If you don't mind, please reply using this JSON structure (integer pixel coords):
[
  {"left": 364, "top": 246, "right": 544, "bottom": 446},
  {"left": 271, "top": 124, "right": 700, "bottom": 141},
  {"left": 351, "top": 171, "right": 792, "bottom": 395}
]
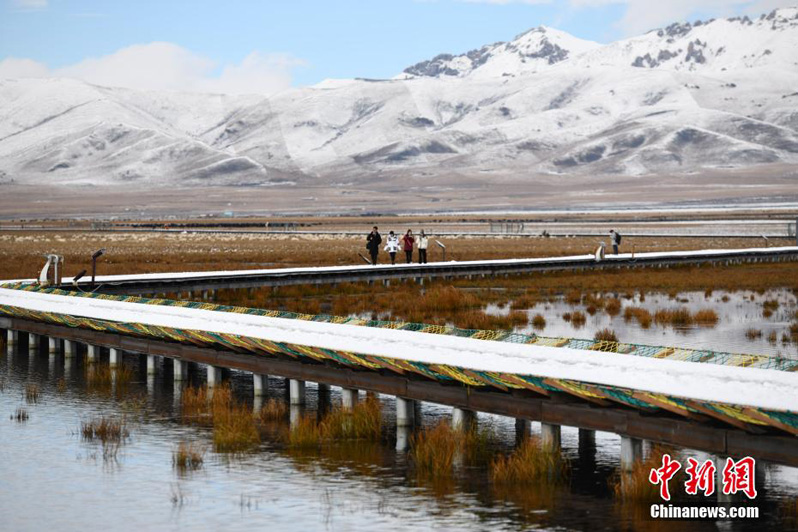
[{"left": 1, "top": 7, "right": 797, "bottom": 188}]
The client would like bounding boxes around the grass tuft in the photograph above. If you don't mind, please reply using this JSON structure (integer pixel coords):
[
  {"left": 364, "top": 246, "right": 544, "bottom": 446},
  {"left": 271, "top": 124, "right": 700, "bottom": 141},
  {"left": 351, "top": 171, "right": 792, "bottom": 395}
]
[
  {"left": 11, "top": 407, "right": 29, "bottom": 422},
  {"left": 81, "top": 416, "right": 129, "bottom": 443},
  {"left": 491, "top": 437, "right": 569, "bottom": 485},
  {"left": 25, "top": 383, "right": 39, "bottom": 404},
  {"left": 531, "top": 314, "right": 546, "bottom": 329},
  {"left": 173, "top": 441, "right": 205, "bottom": 472}
]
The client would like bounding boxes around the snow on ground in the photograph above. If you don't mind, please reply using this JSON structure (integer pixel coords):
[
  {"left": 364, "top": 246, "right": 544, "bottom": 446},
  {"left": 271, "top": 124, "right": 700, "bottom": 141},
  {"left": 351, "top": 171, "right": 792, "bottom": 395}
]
[{"left": 0, "top": 286, "right": 796, "bottom": 413}]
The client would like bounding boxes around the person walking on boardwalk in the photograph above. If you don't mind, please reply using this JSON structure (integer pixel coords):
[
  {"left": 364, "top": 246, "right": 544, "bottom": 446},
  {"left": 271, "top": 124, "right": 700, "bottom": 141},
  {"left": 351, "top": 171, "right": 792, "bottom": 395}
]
[
  {"left": 384, "top": 231, "right": 400, "bottom": 265},
  {"left": 366, "top": 226, "right": 382, "bottom": 265},
  {"left": 401, "top": 229, "right": 415, "bottom": 264},
  {"left": 609, "top": 229, "right": 621, "bottom": 255},
  {"left": 418, "top": 230, "right": 429, "bottom": 264}
]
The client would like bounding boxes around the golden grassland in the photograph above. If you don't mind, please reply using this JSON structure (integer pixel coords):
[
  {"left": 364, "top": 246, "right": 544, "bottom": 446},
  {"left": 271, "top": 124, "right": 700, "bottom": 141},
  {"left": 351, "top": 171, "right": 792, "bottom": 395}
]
[{"left": 0, "top": 230, "right": 786, "bottom": 281}]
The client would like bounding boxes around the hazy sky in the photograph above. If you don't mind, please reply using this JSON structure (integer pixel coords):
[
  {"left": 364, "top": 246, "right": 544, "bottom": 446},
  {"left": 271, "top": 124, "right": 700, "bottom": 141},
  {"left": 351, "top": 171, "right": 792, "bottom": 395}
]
[{"left": 0, "top": 0, "right": 792, "bottom": 94}]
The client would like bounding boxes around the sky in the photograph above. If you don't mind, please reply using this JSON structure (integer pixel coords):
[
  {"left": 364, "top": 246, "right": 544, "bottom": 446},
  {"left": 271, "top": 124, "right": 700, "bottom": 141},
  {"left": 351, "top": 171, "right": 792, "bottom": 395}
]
[{"left": 0, "top": 0, "right": 793, "bottom": 95}]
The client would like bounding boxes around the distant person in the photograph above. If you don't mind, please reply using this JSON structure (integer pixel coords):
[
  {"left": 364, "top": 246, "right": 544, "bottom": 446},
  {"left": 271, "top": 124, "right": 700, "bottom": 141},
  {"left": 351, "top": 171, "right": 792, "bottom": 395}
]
[
  {"left": 418, "top": 230, "right": 429, "bottom": 264},
  {"left": 402, "top": 229, "right": 415, "bottom": 264},
  {"left": 384, "top": 231, "right": 400, "bottom": 265},
  {"left": 609, "top": 229, "right": 621, "bottom": 255},
  {"left": 366, "top": 226, "right": 382, "bottom": 265}
]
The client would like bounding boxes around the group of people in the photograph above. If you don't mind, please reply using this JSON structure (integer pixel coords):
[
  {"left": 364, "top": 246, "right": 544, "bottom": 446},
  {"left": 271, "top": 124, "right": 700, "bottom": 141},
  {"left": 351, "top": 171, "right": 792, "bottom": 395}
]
[{"left": 366, "top": 227, "right": 429, "bottom": 265}]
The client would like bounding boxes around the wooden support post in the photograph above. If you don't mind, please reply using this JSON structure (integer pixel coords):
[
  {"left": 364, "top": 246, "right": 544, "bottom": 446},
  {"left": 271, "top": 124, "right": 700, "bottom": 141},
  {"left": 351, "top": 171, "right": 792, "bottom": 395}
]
[
  {"left": 620, "top": 436, "right": 643, "bottom": 472},
  {"left": 452, "top": 407, "right": 476, "bottom": 431},
  {"left": 396, "top": 397, "right": 415, "bottom": 427},
  {"left": 109, "top": 348, "right": 121, "bottom": 368},
  {"left": 289, "top": 379, "right": 305, "bottom": 405},
  {"left": 541, "top": 423, "right": 561, "bottom": 450},
  {"left": 253, "top": 374, "right": 268, "bottom": 396},
  {"left": 341, "top": 388, "right": 358, "bottom": 410}
]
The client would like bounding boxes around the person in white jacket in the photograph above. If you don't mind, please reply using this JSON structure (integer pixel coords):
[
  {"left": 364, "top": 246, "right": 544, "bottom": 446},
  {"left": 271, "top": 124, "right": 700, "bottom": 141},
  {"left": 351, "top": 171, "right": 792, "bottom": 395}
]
[
  {"left": 384, "top": 231, "right": 400, "bottom": 265},
  {"left": 418, "top": 230, "right": 429, "bottom": 264}
]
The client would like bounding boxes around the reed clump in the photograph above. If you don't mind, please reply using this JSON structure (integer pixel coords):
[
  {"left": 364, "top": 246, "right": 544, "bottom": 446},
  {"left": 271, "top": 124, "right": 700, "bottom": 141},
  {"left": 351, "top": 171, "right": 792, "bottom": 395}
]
[
  {"left": 173, "top": 442, "right": 205, "bottom": 472},
  {"left": 490, "top": 437, "right": 569, "bottom": 486},
  {"left": 213, "top": 404, "right": 260, "bottom": 453},
  {"left": 612, "top": 446, "right": 676, "bottom": 504},
  {"left": 25, "top": 383, "right": 39, "bottom": 404},
  {"left": 693, "top": 309, "right": 719, "bottom": 326},
  {"left": 56, "top": 377, "right": 67, "bottom": 393},
  {"left": 510, "top": 293, "right": 538, "bottom": 310},
  {"left": 409, "top": 421, "right": 460, "bottom": 479},
  {"left": 594, "top": 328, "right": 619, "bottom": 343},
  {"left": 288, "top": 414, "right": 322, "bottom": 449},
  {"left": 570, "top": 311, "right": 587, "bottom": 328},
  {"left": 605, "top": 298, "right": 622, "bottom": 316},
  {"left": 258, "top": 398, "right": 288, "bottom": 423},
  {"left": 623, "top": 307, "right": 652, "bottom": 329},
  {"left": 654, "top": 308, "right": 693, "bottom": 327},
  {"left": 81, "top": 416, "right": 129, "bottom": 443},
  {"left": 531, "top": 314, "right": 546, "bottom": 329},
  {"left": 85, "top": 364, "right": 134, "bottom": 394},
  {"left": 12, "top": 407, "right": 29, "bottom": 422},
  {"left": 320, "top": 396, "right": 382, "bottom": 441},
  {"left": 745, "top": 328, "right": 763, "bottom": 340}
]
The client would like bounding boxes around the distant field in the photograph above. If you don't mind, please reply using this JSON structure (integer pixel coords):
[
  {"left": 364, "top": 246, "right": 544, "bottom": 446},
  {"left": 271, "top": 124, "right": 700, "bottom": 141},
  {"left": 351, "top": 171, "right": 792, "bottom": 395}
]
[{"left": 0, "top": 229, "right": 792, "bottom": 281}]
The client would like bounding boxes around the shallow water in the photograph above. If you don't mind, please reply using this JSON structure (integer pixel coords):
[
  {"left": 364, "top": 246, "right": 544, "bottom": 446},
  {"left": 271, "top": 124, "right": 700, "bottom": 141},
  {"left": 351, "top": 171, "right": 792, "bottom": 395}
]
[
  {"left": 498, "top": 289, "right": 798, "bottom": 359},
  {"left": 2, "top": 343, "right": 798, "bottom": 531}
]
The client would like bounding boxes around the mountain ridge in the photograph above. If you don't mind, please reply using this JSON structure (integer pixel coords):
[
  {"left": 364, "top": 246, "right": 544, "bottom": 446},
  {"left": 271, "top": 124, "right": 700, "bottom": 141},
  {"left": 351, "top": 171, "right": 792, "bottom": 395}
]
[{"left": 1, "top": 7, "right": 797, "bottom": 189}]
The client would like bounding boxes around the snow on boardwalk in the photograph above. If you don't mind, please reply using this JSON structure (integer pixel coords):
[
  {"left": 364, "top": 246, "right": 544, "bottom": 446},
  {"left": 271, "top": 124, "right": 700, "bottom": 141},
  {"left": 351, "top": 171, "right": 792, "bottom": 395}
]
[{"left": 1, "top": 287, "right": 796, "bottom": 414}]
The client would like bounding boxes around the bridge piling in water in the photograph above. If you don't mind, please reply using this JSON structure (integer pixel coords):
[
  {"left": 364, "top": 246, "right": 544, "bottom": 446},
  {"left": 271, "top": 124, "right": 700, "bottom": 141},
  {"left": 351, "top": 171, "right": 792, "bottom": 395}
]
[
  {"left": 541, "top": 423, "right": 562, "bottom": 450},
  {"left": 87, "top": 344, "right": 98, "bottom": 363},
  {"left": 64, "top": 339, "right": 75, "bottom": 359},
  {"left": 289, "top": 379, "right": 306, "bottom": 405},
  {"left": 147, "top": 355, "right": 157, "bottom": 375},
  {"left": 253, "top": 373, "right": 268, "bottom": 396},
  {"left": 620, "top": 436, "right": 644, "bottom": 472},
  {"left": 452, "top": 407, "right": 476, "bottom": 430},
  {"left": 173, "top": 359, "right": 187, "bottom": 381},
  {"left": 28, "top": 333, "right": 38, "bottom": 353},
  {"left": 109, "top": 348, "right": 121, "bottom": 368},
  {"left": 207, "top": 365, "right": 222, "bottom": 387},
  {"left": 515, "top": 419, "right": 531, "bottom": 443},
  {"left": 48, "top": 336, "right": 58, "bottom": 354},
  {"left": 396, "top": 397, "right": 415, "bottom": 427},
  {"left": 341, "top": 388, "right": 358, "bottom": 410}
]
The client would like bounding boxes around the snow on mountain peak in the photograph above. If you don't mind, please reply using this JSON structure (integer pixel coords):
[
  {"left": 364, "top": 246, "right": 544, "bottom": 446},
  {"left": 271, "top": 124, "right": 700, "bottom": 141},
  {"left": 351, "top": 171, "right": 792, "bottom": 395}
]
[{"left": 400, "top": 24, "right": 600, "bottom": 80}]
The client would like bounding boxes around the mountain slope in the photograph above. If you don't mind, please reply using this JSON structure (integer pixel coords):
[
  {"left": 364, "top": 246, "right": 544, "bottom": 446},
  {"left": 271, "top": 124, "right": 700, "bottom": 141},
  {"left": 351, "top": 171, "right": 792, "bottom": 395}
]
[{"left": 1, "top": 8, "right": 797, "bottom": 189}]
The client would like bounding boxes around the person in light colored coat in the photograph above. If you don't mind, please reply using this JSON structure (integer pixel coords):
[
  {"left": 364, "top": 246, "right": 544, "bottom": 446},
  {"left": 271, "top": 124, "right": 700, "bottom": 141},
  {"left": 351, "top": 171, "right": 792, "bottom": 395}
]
[
  {"left": 418, "top": 230, "right": 429, "bottom": 264},
  {"left": 384, "top": 231, "right": 400, "bottom": 265}
]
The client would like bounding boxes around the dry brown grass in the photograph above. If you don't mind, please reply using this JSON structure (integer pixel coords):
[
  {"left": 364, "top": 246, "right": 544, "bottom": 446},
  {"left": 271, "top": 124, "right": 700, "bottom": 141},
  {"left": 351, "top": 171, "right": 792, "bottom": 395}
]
[
  {"left": 624, "top": 307, "right": 652, "bottom": 329},
  {"left": 604, "top": 298, "right": 622, "bottom": 316},
  {"left": 693, "top": 309, "right": 719, "bottom": 326},
  {"left": 2, "top": 230, "right": 779, "bottom": 282},
  {"left": 258, "top": 398, "right": 288, "bottom": 423},
  {"left": 173, "top": 441, "right": 205, "bottom": 472},
  {"left": 570, "top": 311, "right": 587, "bottom": 328},
  {"left": 531, "top": 314, "right": 546, "bottom": 329},
  {"left": 745, "top": 328, "right": 763, "bottom": 340},
  {"left": 287, "top": 397, "right": 383, "bottom": 448},
  {"left": 24, "top": 383, "right": 39, "bottom": 404},
  {"left": 611, "top": 445, "right": 677, "bottom": 504},
  {"left": 491, "top": 437, "right": 569, "bottom": 486},
  {"left": 81, "top": 416, "right": 129, "bottom": 443},
  {"left": 594, "top": 328, "right": 619, "bottom": 343},
  {"left": 654, "top": 308, "right": 694, "bottom": 327},
  {"left": 409, "top": 421, "right": 460, "bottom": 479},
  {"left": 213, "top": 404, "right": 260, "bottom": 453}
]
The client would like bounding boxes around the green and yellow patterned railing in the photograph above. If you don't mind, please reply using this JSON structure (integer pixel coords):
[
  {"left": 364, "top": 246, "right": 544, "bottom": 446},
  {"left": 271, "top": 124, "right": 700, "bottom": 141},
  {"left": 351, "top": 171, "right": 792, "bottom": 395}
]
[{"left": 1, "top": 283, "right": 796, "bottom": 436}]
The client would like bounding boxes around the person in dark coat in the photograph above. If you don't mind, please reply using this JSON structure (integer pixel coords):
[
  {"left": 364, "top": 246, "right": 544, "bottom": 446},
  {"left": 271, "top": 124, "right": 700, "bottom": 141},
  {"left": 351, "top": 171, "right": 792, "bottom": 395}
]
[
  {"left": 401, "top": 229, "right": 415, "bottom": 264},
  {"left": 366, "top": 226, "right": 382, "bottom": 265},
  {"left": 609, "top": 229, "right": 620, "bottom": 255}
]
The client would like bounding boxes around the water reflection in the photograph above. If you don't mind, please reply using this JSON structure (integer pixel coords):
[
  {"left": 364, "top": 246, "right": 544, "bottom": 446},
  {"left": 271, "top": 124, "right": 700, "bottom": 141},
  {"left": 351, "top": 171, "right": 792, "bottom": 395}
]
[{"left": 1, "top": 342, "right": 797, "bottom": 531}]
